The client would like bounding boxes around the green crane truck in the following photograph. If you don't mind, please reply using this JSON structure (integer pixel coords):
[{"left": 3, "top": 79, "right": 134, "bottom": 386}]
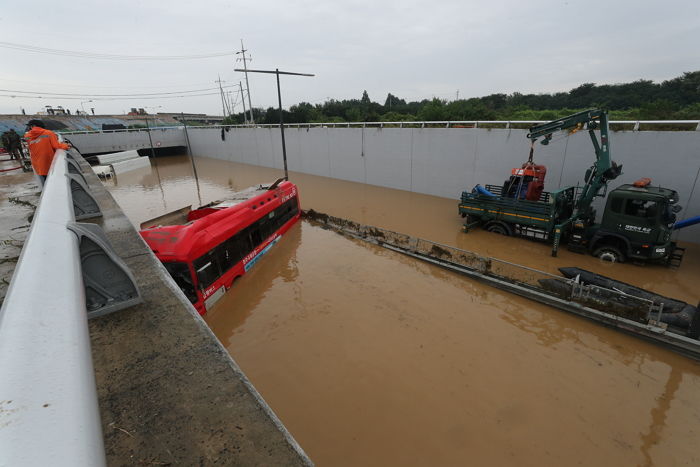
[{"left": 458, "top": 109, "right": 685, "bottom": 265}]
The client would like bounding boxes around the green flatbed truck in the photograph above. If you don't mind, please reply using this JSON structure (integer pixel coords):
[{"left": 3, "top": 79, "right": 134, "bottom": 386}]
[{"left": 458, "top": 109, "right": 685, "bottom": 265}]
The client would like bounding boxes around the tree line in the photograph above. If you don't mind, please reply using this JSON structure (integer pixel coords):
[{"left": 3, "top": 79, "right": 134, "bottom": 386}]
[{"left": 223, "top": 71, "right": 699, "bottom": 125}]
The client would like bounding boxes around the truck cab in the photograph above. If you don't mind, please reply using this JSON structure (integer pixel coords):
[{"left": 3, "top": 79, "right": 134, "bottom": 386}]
[{"left": 587, "top": 184, "right": 681, "bottom": 262}]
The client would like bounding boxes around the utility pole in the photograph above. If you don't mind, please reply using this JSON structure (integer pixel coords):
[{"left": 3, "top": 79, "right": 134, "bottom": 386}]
[
  {"left": 215, "top": 75, "right": 229, "bottom": 118},
  {"left": 227, "top": 91, "right": 236, "bottom": 118},
  {"left": 235, "top": 67, "right": 314, "bottom": 180},
  {"left": 236, "top": 40, "right": 255, "bottom": 124},
  {"left": 144, "top": 114, "right": 156, "bottom": 159},
  {"left": 181, "top": 112, "right": 202, "bottom": 206},
  {"left": 239, "top": 82, "right": 248, "bottom": 124}
]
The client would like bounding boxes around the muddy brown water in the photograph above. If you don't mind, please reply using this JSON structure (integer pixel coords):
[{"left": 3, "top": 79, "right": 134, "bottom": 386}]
[{"left": 106, "top": 154, "right": 700, "bottom": 466}]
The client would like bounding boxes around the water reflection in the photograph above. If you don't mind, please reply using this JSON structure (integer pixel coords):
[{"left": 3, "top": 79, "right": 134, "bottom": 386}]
[
  {"left": 639, "top": 367, "right": 682, "bottom": 467},
  {"left": 204, "top": 221, "right": 302, "bottom": 344}
]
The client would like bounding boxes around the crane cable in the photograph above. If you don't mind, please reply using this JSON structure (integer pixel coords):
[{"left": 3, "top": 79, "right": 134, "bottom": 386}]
[{"left": 527, "top": 140, "right": 535, "bottom": 164}]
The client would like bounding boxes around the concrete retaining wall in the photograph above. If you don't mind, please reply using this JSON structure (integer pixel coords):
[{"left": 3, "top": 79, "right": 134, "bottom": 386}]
[
  {"left": 187, "top": 126, "right": 700, "bottom": 242},
  {"left": 66, "top": 127, "right": 186, "bottom": 154}
]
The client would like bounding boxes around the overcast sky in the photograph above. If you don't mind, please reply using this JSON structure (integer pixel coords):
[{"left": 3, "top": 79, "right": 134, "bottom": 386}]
[{"left": 1, "top": 0, "right": 698, "bottom": 116}]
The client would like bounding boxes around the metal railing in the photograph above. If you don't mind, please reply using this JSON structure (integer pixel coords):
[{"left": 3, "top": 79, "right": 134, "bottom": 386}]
[
  {"left": 58, "top": 119, "right": 700, "bottom": 135},
  {"left": 0, "top": 145, "right": 141, "bottom": 465},
  {"left": 0, "top": 148, "right": 106, "bottom": 466},
  {"left": 60, "top": 125, "right": 183, "bottom": 135}
]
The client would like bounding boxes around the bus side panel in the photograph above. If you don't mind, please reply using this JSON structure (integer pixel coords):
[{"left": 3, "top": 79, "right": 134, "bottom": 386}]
[{"left": 193, "top": 193, "right": 302, "bottom": 314}]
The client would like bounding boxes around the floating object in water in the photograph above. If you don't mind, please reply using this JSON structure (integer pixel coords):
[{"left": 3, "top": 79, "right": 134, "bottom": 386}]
[
  {"left": 92, "top": 165, "right": 113, "bottom": 178},
  {"left": 95, "top": 149, "right": 141, "bottom": 165},
  {"left": 111, "top": 156, "right": 151, "bottom": 175},
  {"left": 557, "top": 267, "right": 699, "bottom": 335}
]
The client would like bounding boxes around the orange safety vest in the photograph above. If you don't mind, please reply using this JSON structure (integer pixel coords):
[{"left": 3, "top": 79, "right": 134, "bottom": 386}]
[{"left": 24, "top": 127, "right": 70, "bottom": 176}]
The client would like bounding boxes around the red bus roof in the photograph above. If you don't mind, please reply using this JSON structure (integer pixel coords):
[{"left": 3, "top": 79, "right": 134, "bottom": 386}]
[{"left": 140, "top": 180, "right": 299, "bottom": 261}]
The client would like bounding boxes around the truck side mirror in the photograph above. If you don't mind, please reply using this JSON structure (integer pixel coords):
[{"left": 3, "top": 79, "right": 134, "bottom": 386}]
[{"left": 672, "top": 204, "right": 682, "bottom": 213}]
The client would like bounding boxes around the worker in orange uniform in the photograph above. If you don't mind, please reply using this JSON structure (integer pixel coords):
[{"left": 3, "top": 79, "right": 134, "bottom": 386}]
[{"left": 24, "top": 119, "right": 70, "bottom": 187}]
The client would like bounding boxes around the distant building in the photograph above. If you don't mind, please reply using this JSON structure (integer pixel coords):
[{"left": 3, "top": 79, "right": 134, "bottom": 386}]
[
  {"left": 102, "top": 123, "right": 127, "bottom": 131},
  {"left": 127, "top": 108, "right": 148, "bottom": 116},
  {"left": 37, "top": 105, "right": 69, "bottom": 116},
  {"left": 165, "top": 113, "right": 225, "bottom": 125}
]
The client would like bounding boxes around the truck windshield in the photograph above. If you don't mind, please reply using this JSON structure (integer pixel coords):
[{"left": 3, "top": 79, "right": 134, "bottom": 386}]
[
  {"left": 624, "top": 199, "right": 658, "bottom": 218},
  {"left": 163, "top": 262, "right": 198, "bottom": 304}
]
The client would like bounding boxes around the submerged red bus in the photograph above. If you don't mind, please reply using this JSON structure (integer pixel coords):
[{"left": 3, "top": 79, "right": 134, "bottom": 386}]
[{"left": 139, "top": 179, "right": 300, "bottom": 314}]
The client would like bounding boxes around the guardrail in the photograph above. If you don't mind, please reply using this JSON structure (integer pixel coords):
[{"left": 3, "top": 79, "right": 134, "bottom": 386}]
[
  {"left": 0, "top": 146, "right": 141, "bottom": 466},
  {"left": 60, "top": 125, "right": 184, "bottom": 135},
  {"left": 58, "top": 119, "right": 700, "bottom": 135}
]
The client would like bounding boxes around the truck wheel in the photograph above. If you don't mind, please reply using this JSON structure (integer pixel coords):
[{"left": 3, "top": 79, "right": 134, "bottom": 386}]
[
  {"left": 687, "top": 306, "right": 700, "bottom": 339},
  {"left": 485, "top": 221, "right": 512, "bottom": 236},
  {"left": 593, "top": 245, "right": 625, "bottom": 263}
]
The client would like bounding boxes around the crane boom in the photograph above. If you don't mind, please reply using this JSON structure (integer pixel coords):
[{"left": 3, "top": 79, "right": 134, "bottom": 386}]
[
  {"left": 528, "top": 109, "right": 621, "bottom": 217},
  {"left": 527, "top": 109, "right": 622, "bottom": 255},
  {"left": 527, "top": 109, "right": 604, "bottom": 141}
]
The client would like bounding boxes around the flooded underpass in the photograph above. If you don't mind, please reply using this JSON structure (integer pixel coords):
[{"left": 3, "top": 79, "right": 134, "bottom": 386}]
[{"left": 106, "top": 154, "right": 700, "bottom": 466}]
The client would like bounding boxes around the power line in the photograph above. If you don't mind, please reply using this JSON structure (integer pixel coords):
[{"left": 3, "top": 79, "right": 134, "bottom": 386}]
[
  {"left": 0, "top": 85, "right": 236, "bottom": 97},
  {"left": 0, "top": 76, "right": 221, "bottom": 89},
  {"left": 0, "top": 91, "right": 223, "bottom": 101},
  {"left": 0, "top": 41, "right": 236, "bottom": 60}
]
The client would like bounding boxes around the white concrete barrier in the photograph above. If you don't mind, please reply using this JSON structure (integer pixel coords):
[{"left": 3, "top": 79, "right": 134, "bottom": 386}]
[
  {"left": 0, "top": 149, "right": 106, "bottom": 466},
  {"left": 96, "top": 149, "right": 141, "bottom": 165},
  {"left": 63, "top": 123, "right": 700, "bottom": 242},
  {"left": 186, "top": 125, "right": 700, "bottom": 242},
  {"left": 65, "top": 127, "right": 186, "bottom": 154},
  {"left": 111, "top": 155, "right": 151, "bottom": 175}
]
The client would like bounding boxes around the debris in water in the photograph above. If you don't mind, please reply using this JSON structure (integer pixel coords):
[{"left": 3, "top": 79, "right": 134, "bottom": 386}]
[{"left": 430, "top": 245, "right": 452, "bottom": 258}]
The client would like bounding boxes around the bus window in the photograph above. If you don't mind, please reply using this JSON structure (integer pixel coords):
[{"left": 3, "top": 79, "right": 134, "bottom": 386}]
[
  {"left": 249, "top": 226, "right": 263, "bottom": 247},
  {"left": 163, "top": 262, "right": 198, "bottom": 304},
  {"left": 193, "top": 255, "right": 221, "bottom": 290},
  {"left": 257, "top": 216, "right": 271, "bottom": 240},
  {"left": 218, "top": 240, "right": 236, "bottom": 273},
  {"left": 211, "top": 243, "right": 232, "bottom": 275},
  {"left": 233, "top": 230, "right": 252, "bottom": 258},
  {"left": 284, "top": 197, "right": 299, "bottom": 221},
  {"left": 225, "top": 236, "right": 241, "bottom": 264},
  {"left": 270, "top": 197, "right": 297, "bottom": 230}
]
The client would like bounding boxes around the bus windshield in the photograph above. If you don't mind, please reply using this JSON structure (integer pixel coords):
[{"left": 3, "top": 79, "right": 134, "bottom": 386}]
[{"left": 163, "top": 262, "right": 198, "bottom": 304}]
